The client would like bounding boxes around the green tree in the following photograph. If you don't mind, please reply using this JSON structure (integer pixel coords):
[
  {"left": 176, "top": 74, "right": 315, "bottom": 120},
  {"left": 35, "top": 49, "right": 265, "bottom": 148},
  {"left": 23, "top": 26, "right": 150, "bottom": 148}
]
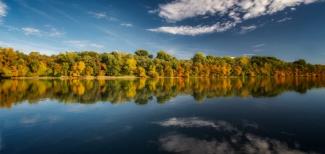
[
  {"left": 156, "top": 51, "right": 174, "bottom": 61},
  {"left": 135, "top": 49, "right": 149, "bottom": 57}
]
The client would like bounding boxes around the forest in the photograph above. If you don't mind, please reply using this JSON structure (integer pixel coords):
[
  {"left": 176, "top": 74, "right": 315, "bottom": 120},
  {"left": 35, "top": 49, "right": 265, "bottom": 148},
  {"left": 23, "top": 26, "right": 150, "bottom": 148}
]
[{"left": 0, "top": 47, "right": 325, "bottom": 78}]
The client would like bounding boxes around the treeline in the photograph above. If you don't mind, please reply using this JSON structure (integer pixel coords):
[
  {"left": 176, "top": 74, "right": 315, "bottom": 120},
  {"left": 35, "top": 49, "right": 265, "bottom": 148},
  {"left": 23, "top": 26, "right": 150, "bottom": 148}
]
[
  {"left": 1, "top": 77, "right": 325, "bottom": 108},
  {"left": 1, "top": 47, "right": 325, "bottom": 78}
]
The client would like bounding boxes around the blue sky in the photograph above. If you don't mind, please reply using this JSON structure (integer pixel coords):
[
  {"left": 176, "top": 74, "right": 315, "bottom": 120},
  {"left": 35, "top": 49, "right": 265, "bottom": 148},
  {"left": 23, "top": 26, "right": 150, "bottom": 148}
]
[{"left": 0, "top": 0, "right": 324, "bottom": 63}]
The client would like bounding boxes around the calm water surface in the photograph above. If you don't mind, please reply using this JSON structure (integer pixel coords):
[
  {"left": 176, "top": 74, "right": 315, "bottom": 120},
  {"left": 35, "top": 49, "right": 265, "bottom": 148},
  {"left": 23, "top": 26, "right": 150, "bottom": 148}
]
[{"left": 0, "top": 78, "right": 325, "bottom": 154}]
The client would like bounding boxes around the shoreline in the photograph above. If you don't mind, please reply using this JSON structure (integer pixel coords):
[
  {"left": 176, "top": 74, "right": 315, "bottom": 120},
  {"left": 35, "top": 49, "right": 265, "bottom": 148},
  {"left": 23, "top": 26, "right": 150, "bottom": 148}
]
[
  {"left": 8, "top": 76, "right": 139, "bottom": 80},
  {"left": 1, "top": 75, "right": 324, "bottom": 80}
]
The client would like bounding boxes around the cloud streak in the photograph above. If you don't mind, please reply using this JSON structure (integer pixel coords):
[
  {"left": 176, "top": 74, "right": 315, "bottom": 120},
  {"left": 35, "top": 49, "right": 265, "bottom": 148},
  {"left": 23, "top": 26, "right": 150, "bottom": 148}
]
[
  {"left": 88, "top": 11, "right": 117, "bottom": 21},
  {"left": 21, "top": 26, "right": 64, "bottom": 37},
  {"left": 17, "top": 0, "right": 55, "bottom": 20},
  {"left": 22, "top": 27, "right": 41, "bottom": 36},
  {"left": 0, "top": 0, "right": 7, "bottom": 18},
  {"left": 64, "top": 40, "right": 104, "bottom": 49},
  {"left": 120, "top": 23, "right": 133, "bottom": 27},
  {"left": 148, "top": 22, "right": 236, "bottom": 36},
  {"left": 88, "top": 11, "right": 107, "bottom": 19},
  {"left": 240, "top": 25, "right": 257, "bottom": 34},
  {"left": 47, "top": 26, "right": 65, "bottom": 37},
  {"left": 150, "top": 0, "right": 320, "bottom": 35},
  {"left": 277, "top": 17, "right": 293, "bottom": 23}
]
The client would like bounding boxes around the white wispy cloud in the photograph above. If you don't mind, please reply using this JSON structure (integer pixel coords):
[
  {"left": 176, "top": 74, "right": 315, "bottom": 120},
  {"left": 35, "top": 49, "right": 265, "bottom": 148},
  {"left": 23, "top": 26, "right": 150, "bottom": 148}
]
[
  {"left": 88, "top": 11, "right": 107, "bottom": 19},
  {"left": 90, "top": 43, "right": 104, "bottom": 48},
  {"left": 47, "top": 26, "right": 65, "bottom": 37},
  {"left": 0, "top": 24, "right": 20, "bottom": 31},
  {"left": 148, "top": 9, "right": 158, "bottom": 14},
  {"left": 150, "top": 0, "right": 321, "bottom": 35},
  {"left": 148, "top": 21, "right": 236, "bottom": 36},
  {"left": 22, "top": 27, "right": 41, "bottom": 36},
  {"left": 64, "top": 40, "right": 87, "bottom": 48},
  {"left": 96, "top": 26, "right": 138, "bottom": 48},
  {"left": 240, "top": 25, "right": 257, "bottom": 34},
  {"left": 17, "top": 0, "right": 54, "bottom": 21},
  {"left": 64, "top": 40, "right": 104, "bottom": 49},
  {"left": 277, "top": 17, "right": 293, "bottom": 23},
  {"left": 21, "top": 26, "right": 64, "bottom": 37},
  {"left": 157, "top": 0, "right": 318, "bottom": 22},
  {"left": 252, "top": 43, "right": 266, "bottom": 52},
  {"left": 0, "top": 0, "right": 7, "bottom": 18},
  {"left": 88, "top": 11, "right": 118, "bottom": 21},
  {"left": 253, "top": 43, "right": 266, "bottom": 48},
  {"left": 120, "top": 23, "right": 133, "bottom": 27}
]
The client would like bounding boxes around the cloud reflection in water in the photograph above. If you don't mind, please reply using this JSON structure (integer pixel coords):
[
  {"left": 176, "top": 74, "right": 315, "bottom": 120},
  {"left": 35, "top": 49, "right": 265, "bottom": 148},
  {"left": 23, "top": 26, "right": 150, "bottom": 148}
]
[{"left": 156, "top": 117, "right": 315, "bottom": 154}]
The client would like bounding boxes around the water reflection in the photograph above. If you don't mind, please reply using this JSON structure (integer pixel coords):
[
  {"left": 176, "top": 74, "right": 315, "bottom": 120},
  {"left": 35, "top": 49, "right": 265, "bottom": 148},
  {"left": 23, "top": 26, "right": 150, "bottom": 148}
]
[
  {"left": 157, "top": 117, "right": 314, "bottom": 154},
  {"left": 156, "top": 117, "right": 238, "bottom": 131},
  {"left": 0, "top": 77, "right": 325, "bottom": 108}
]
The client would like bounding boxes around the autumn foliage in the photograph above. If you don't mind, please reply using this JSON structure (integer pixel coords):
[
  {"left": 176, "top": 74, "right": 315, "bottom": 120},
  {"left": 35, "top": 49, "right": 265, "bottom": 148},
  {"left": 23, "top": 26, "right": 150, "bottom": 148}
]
[{"left": 1, "top": 47, "right": 325, "bottom": 78}]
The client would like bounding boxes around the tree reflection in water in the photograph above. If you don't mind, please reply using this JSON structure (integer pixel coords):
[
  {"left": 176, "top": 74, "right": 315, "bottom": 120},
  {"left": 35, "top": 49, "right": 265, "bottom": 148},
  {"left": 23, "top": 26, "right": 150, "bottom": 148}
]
[{"left": 1, "top": 77, "right": 325, "bottom": 108}]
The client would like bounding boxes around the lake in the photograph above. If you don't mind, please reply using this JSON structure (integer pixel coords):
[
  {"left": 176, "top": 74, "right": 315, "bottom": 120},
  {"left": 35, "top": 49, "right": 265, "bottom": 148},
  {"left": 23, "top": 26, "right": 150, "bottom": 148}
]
[{"left": 0, "top": 78, "right": 325, "bottom": 154}]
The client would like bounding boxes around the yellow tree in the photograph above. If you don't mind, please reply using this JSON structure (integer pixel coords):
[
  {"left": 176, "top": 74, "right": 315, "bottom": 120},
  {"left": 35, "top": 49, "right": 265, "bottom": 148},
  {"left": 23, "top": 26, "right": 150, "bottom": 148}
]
[
  {"left": 137, "top": 67, "right": 146, "bottom": 78},
  {"left": 77, "top": 61, "right": 86, "bottom": 74},
  {"left": 126, "top": 58, "right": 137, "bottom": 75}
]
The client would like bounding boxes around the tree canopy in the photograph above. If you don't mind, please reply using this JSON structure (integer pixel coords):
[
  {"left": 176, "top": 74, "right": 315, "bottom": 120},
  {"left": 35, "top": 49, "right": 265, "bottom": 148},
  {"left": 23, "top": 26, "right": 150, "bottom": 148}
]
[{"left": 0, "top": 47, "right": 324, "bottom": 78}]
